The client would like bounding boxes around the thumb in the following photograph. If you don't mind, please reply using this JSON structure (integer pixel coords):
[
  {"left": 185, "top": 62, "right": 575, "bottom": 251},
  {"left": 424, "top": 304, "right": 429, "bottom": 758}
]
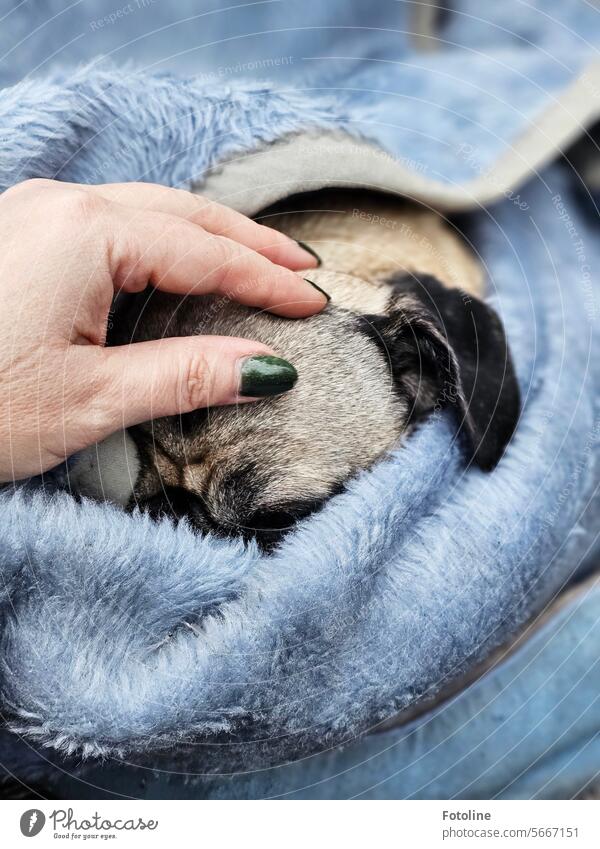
[{"left": 97, "top": 336, "right": 298, "bottom": 430}]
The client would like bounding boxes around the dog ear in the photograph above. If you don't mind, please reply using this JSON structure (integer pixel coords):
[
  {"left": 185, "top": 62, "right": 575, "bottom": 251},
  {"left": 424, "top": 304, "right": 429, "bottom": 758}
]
[{"left": 361, "top": 274, "right": 520, "bottom": 471}]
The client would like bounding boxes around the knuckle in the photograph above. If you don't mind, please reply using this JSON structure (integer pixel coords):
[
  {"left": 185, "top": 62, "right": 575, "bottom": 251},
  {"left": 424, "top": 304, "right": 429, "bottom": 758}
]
[
  {"left": 86, "top": 357, "right": 113, "bottom": 417},
  {"left": 189, "top": 193, "right": 219, "bottom": 226},
  {"left": 181, "top": 351, "right": 209, "bottom": 410},
  {"left": 211, "top": 239, "right": 240, "bottom": 290},
  {"left": 253, "top": 268, "right": 279, "bottom": 304},
  {"left": 179, "top": 186, "right": 206, "bottom": 213},
  {"left": 2, "top": 177, "right": 52, "bottom": 202},
  {"left": 83, "top": 404, "right": 112, "bottom": 445},
  {"left": 21, "top": 177, "right": 46, "bottom": 192},
  {"left": 58, "top": 187, "right": 104, "bottom": 221},
  {"left": 22, "top": 177, "right": 54, "bottom": 191},
  {"left": 66, "top": 352, "right": 113, "bottom": 443}
]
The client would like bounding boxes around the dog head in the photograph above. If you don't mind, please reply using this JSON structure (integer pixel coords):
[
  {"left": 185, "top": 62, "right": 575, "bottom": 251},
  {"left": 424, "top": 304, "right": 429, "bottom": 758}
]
[{"left": 71, "top": 270, "right": 519, "bottom": 550}]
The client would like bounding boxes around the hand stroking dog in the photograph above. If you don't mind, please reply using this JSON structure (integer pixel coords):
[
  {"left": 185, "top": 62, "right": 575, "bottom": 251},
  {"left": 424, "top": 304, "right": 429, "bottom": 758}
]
[{"left": 70, "top": 190, "right": 520, "bottom": 550}]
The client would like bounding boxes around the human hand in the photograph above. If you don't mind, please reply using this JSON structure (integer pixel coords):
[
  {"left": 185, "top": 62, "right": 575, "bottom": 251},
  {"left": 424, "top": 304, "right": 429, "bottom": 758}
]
[{"left": 0, "top": 179, "right": 325, "bottom": 482}]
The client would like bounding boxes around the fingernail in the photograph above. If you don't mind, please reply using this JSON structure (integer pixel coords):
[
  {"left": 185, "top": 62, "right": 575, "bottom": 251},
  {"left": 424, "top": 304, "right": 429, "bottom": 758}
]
[
  {"left": 240, "top": 355, "right": 298, "bottom": 397},
  {"left": 296, "top": 240, "right": 322, "bottom": 267},
  {"left": 304, "top": 277, "right": 331, "bottom": 302}
]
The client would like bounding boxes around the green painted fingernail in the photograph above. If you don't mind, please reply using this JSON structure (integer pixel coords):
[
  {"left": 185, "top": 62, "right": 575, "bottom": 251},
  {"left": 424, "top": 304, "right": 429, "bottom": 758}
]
[
  {"left": 240, "top": 355, "right": 298, "bottom": 397},
  {"left": 304, "top": 277, "right": 331, "bottom": 302},
  {"left": 296, "top": 240, "right": 322, "bottom": 266}
]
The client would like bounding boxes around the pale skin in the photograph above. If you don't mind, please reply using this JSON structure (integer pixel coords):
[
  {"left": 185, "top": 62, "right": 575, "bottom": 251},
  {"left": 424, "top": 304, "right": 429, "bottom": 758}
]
[{"left": 0, "top": 179, "right": 325, "bottom": 483}]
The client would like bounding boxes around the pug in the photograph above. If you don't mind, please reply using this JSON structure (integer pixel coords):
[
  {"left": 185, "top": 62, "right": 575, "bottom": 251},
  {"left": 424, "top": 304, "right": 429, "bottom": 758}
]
[{"left": 69, "top": 190, "right": 520, "bottom": 549}]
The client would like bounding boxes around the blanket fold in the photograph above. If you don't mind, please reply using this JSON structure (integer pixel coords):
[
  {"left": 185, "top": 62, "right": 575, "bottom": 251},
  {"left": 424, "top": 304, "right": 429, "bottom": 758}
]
[{"left": 1, "top": 1, "right": 599, "bottom": 790}]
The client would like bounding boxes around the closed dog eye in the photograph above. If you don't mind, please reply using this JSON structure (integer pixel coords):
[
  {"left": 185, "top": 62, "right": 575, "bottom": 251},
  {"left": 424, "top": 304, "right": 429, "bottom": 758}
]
[
  {"left": 244, "top": 497, "right": 329, "bottom": 542},
  {"left": 248, "top": 508, "right": 300, "bottom": 533},
  {"left": 134, "top": 486, "right": 213, "bottom": 532}
]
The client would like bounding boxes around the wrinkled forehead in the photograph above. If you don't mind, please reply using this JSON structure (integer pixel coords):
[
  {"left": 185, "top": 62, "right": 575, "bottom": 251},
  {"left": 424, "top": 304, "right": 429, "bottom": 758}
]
[
  {"left": 300, "top": 269, "right": 392, "bottom": 315},
  {"left": 70, "top": 294, "right": 404, "bottom": 512}
]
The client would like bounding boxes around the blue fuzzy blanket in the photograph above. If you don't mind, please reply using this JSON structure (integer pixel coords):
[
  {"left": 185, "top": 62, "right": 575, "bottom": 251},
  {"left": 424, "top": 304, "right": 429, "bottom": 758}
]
[{"left": 1, "top": 1, "right": 600, "bottom": 793}]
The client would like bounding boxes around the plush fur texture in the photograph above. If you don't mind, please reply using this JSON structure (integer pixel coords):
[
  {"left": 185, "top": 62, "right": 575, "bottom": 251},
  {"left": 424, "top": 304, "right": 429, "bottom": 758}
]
[
  {"left": 10, "top": 576, "right": 598, "bottom": 799},
  {"left": 2, "top": 168, "right": 600, "bottom": 770},
  {"left": 1, "top": 1, "right": 600, "bottom": 790}
]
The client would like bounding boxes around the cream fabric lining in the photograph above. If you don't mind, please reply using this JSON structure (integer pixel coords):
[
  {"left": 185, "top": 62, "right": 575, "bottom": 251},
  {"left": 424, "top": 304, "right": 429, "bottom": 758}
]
[{"left": 196, "top": 63, "right": 600, "bottom": 215}]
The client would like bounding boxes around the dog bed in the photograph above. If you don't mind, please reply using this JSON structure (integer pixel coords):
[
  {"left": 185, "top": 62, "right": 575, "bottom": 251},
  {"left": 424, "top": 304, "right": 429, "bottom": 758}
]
[{"left": 1, "top": 0, "right": 600, "bottom": 797}]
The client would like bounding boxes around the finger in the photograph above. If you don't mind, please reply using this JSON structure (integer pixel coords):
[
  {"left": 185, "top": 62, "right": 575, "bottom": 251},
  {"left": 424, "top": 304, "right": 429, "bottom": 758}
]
[
  {"left": 84, "top": 181, "right": 319, "bottom": 270},
  {"left": 97, "top": 335, "right": 298, "bottom": 430},
  {"left": 108, "top": 204, "right": 329, "bottom": 317}
]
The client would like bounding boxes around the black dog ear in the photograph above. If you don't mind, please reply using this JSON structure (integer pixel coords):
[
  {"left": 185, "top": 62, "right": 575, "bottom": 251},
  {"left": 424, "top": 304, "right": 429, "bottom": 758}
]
[{"left": 361, "top": 274, "right": 520, "bottom": 471}]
